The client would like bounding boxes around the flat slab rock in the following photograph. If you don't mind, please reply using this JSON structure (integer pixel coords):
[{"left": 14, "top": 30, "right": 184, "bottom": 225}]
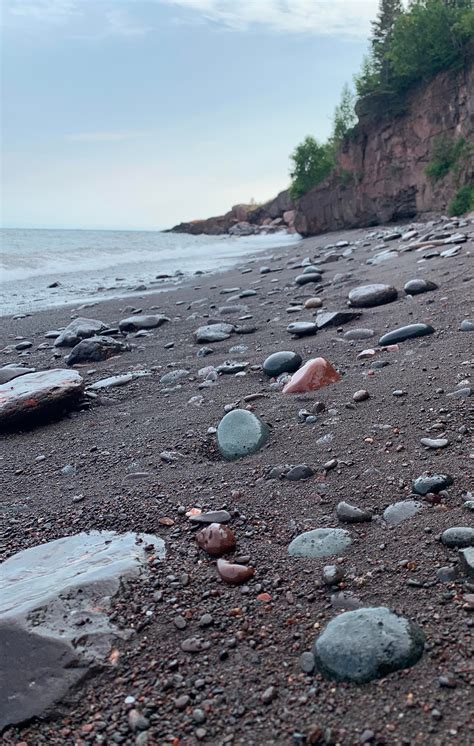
[
  {"left": 194, "top": 323, "right": 235, "bottom": 343},
  {"left": 0, "top": 530, "right": 165, "bottom": 729},
  {"left": 313, "top": 607, "right": 425, "bottom": 683},
  {"left": 288, "top": 528, "right": 352, "bottom": 558},
  {"left": 119, "top": 314, "right": 170, "bottom": 332},
  {"left": 0, "top": 369, "right": 84, "bottom": 427}
]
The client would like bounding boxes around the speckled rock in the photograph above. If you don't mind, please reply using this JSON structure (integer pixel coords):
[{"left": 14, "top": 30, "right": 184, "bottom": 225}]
[
  {"left": 348, "top": 284, "right": 398, "bottom": 308},
  {"left": 217, "top": 409, "right": 269, "bottom": 460},
  {"left": 288, "top": 528, "right": 352, "bottom": 558},
  {"left": 412, "top": 474, "right": 454, "bottom": 495},
  {"left": 196, "top": 523, "right": 236, "bottom": 556},
  {"left": 383, "top": 500, "right": 425, "bottom": 526},
  {"left": 440, "top": 527, "right": 474, "bottom": 548}
]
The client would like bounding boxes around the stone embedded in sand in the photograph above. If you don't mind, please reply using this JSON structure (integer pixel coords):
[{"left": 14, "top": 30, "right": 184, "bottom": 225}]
[
  {"left": 119, "top": 314, "right": 170, "bottom": 333},
  {"left": 313, "top": 607, "right": 425, "bottom": 683},
  {"left": 295, "top": 273, "right": 322, "bottom": 285},
  {"left": 404, "top": 279, "right": 438, "bottom": 295},
  {"left": 66, "top": 336, "right": 130, "bottom": 365},
  {"left": 412, "top": 474, "right": 454, "bottom": 495},
  {"left": 288, "top": 528, "right": 352, "bottom": 558},
  {"left": 287, "top": 321, "right": 318, "bottom": 337},
  {"left": 344, "top": 328, "right": 375, "bottom": 341},
  {"left": 336, "top": 501, "right": 372, "bottom": 524},
  {"left": 304, "top": 297, "right": 323, "bottom": 309},
  {"left": 217, "top": 408, "right": 269, "bottom": 460},
  {"left": 216, "top": 559, "right": 255, "bottom": 585},
  {"left": 348, "top": 284, "right": 398, "bottom": 308},
  {"left": 0, "top": 531, "right": 165, "bottom": 729},
  {"left": 315, "top": 310, "right": 360, "bottom": 329},
  {"left": 54, "top": 317, "right": 109, "bottom": 347},
  {"left": 379, "top": 323, "right": 435, "bottom": 346},
  {"left": 160, "top": 369, "right": 189, "bottom": 385},
  {"left": 194, "top": 323, "right": 235, "bottom": 343},
  {"left": 0, "top": 369, "right": 84, "bottom": 428},
  {"left": 263, "top": 351, "right": 302, "bottom": 378},
  {"left": 283, "top": 358, "right": 341, "bottom": 394},
  {"left": 189, "top": 510, "right": 231, "bottom": 524},
  {"left": 440, "top": 527, "right": 474, "bottom": 548},
  {"left": 383, "top": 500, "right": 425, "bottom": 526},
  {"left": 196, "top": 523, "right": 236, "bottom": 556}
]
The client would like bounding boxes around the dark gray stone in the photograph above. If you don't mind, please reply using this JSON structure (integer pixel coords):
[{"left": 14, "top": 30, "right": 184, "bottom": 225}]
[
  {"left": 413, "top": 474, "right": 454, "bottom": 495},
  {"left": 216, "top": 361, "right": 248, "bottom": 375},
  {"left": 288, "top": 528, "right": 352, "bottom": 558},
  {"left": 66, "top": 336, "right": 130, "bottom": 365},
  {"left": 54, "top": 318, "right": 108, "bottom": 347},
  {"left": 160, "top": 369, "right": 189, "bottom": 385},
  {"left": 286, "top": 464, "right": 314, "bottom": 481},
  {"left": 348, "top": 284, "right": 398, "bottom": 308},
  {"left": 336, "top": 501, "right": 372, "bottom": 524},
  {"left": 300, "top": 651, "right": 315, "bottom": 673},
  {"left": 217, "top": 409, "right": 269, "bottom": 460},
  {"left": 295, "top": 273, "right": 322, "bottom": 285},
  {"left": 441, "top": 527, "right": 474, "bottom": 548},
  {"left": 315, "top": 311, "right": 361, "bottom": 329},
  {"left": 404, "top": 279, "right": 438, "bottom": 295},
  {"left": 459, "top": 547, "right": 474, "bottom": 579},
  {"left": 287, "top": 321, "right": 317, "bottom": 337},
  {"left": 313, "top": 607, "right": 425, "bottom": 683},
  {"left": 0, "top": 366, "right": 35, "bottom": 385},
  {"left": 119, "top": 315, "right": 170, "bottom": 332},
  {"left": 379, "top": 323, "right": 435, "bottom": 346},
  {"left": 189, "top": 510, "right": 231, "bottom": 524},
  {"left": 263, "top": 351, "right": 302, "bottom": 378},
  {"left": 343, "top": 328, "right": 375, "bottom": 340}
]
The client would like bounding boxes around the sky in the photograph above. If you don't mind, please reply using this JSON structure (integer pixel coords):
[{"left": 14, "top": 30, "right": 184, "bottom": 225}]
[{"left": 1, "top": 1, "right": 379, "bottom": 230}]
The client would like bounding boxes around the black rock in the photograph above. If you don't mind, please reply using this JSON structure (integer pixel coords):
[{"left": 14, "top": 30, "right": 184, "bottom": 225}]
[
  {"left": 379, "top": 323, "right": 435, "bottom": 346},
  {"left": 348, "top": 284, "right": 398, "bottom": 308},
  {"left": 412, "top": 474, "right": 454, "bottom": 495},
  {"left": 404, "top": 279, "right": 438, "bottom": 295},
  {"left": 295, "top": 273, "right": 322, "bottom": 285},
  {"left": 287, "top": 321, "right": 317, "bottom": 337},
  {"left": 66, "top": 336, "right": 130, "bottom": 365},
  {"left": 315, "top": 311, "right": 361, "bottom": 329},
  {"left": 263, "top": 351, "right": 302, "bottom": 377},
  {"left": 285, "top": 464, "right": 314, "bottom": 481}
]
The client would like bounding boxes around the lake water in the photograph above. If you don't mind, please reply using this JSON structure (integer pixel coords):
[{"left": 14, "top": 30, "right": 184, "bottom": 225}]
[{"left": 0, "top": 228, "right": 300, "bottom": 316}]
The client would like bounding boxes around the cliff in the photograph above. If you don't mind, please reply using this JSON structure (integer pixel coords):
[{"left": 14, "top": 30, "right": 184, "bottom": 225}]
[{"left": 295, "top": 60, "right": 474, "bottom": 236}]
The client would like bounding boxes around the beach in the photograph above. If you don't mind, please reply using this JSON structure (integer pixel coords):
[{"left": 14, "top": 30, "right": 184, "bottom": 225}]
[{"left": 1, "top": 219, "right": 473, "bottom": 745}]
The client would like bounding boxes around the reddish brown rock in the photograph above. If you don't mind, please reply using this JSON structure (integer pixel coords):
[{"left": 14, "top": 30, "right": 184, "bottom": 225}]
[
  {"left": 216, "top": 559, "right": 255, "bottom": 585},
  {"left": 196, "top": 523, "right": 236, "bottom": 557},
  {"left": 283, "top": 358, "right": 341, "bottom": 394},
  {"left": 0, "top": 369, "right": 84, "bottom": 428}
]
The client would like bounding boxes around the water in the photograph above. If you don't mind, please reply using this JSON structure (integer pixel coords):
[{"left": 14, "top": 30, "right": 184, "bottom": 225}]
[{"left": 0, "top": 228, "right": 300, "bottom": 316}]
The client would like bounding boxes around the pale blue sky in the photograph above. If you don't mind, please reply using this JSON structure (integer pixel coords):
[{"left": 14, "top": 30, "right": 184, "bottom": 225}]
[{"left": 2, "top": 1, "right": 378, "bottom": 229}]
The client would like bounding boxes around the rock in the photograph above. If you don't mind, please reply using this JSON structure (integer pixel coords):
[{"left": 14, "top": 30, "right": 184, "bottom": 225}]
[
  {"left": 353, "top": 389, "right": 369, "bottom": 402},
  {"left": 404, "top": 279, "right": 438, "bottom": 295},
  {"left": 295, "top": 273, "right": 322, "bottom": 285},
  {"left": 263, "top": 351, "right": 302, "bottom": 377},
  {"left": 119, "top": 315, "right": 170, "bottom": 332},
  {"left": 194, "top": 323, "right": 235, "bottom": 343},
  {"left": 322, "top": 565, "right": 345, "bottom": 585},
  {"left": 348, "top": 284, "right": 398, "bottom": 308},
  {"left": 218, "top": 304, "right": 248, "bottom": 315},
  {"left": 0, "top": 369, "right": 84, "bottom": 427},
  {"left": 66, "top": 336, "right": 130, "bottom": 365},
  {"left": 336, "top": 501, "right": 372, "bottom": 524},
  {"left": 286, "top": 321, "right": 317, "bottom": 337},
  {"left": 0, "top": 366, "right": 35, "bottom": 385},
  {"left": 189, "top": 510, "right": 231, "bottom": 524},
  {"left": 217, "top": 409, "right": 269, "bottom": 460},
  {"left": 440, "top": 527, "right": 474, "bottom": 548},
  {"left": 286, "top": 464, "right": 314, "bottom": 481},
  {"left": 261, "top": 686, "right": 277, "bottom": 704},
  {"left": 313, "top": 607, "right": 424, "bottom": 683},
  {"left": 216, "top": 559, "right": 255, "bottom": 585},
  {"left": 344, "top": 328, "right": 375, "bottom": 340},
  {"left": 460, "top": 319, "right": 474, "bottom": 331},
  {"left": 216, "top": 361, "right": 248, "bottom": 375},
  {"left": 300, "top": 651, "right": 316, "bottom": 673},
  {"left": 196, "top": 523, "right": 236, "bottom": 556},
  {"left": 304, "top": 297, "right": 322, "bottom": 309},
  {"left": 412, "top": 474, "right": 454, "bottom": 495},
  {"left": 87, "top": 371, "right": 150, "bottom": 390},
  {"left": 315, "top": 310, "right": 360, "bottom": 329},
  {"left": 420, "top": 437, "right": 449, "bottom": 449},
  {"left": 160, "top": 369, "right": 189, "bottom": 385},
  {"left": 459, "top": 547, "right": 474, "bottom": 579},
  {"left": 197, "top": 346, "right": 214, "bottom": 358},
  {"left": 54, "top": 318, "right": 108, "bottom": 347},
  {"left": 288, "top": 528, "right": 352, "bottom": 558},
  {"left": 379, "top": 323, "right": 435, "bottom": 346},
  {"left": 383, "top": 500, "right": 425, "bottom": 526},
  {"left": 0, "top": 531, "right": 165, "bottom": 729},
  {"left": 283, "top": 358, "right": 341, "bottom": 394}
]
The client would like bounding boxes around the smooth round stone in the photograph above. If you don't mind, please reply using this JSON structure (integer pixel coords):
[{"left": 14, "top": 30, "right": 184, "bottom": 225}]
[
  {"left": 304, "top": 297, "right": 322, "bottom": 309},
  {"left": 196, "top": 524, "right": 236, "bottom": 556},
  {"left": 348, "top": 284, "right": 398, "bottom": 308},
  {"left": 263, "top": 351, "right": 302, "bottom": 378},
  {"left": 383, "top": 500, "right": 425, "bottom": 526},
  {"left": 460, "top": 319, "right": 474, "bottom": 331},
  {"left": 344, "top": 328, "right": 375, "bottom": 341},
  {"left": 420, "top": 437, "right": 449, "bottom": 449},
  {"left": 313, "top": 607, "right": 424, "bottom": 683},
  {"left": 440, "top": 527, "right": 474, "bottom": 548},
  {"left": 216, "top": 559, "right": 255, "bottom": 585},
  {"left": 288, "top": 528, "right": 352, "bottom": 558},
  {"left": 189, "top": 510, "right": 231, "bottom": 524},
  {"left": 194, "top": 323, "right": 235, "bottom": 343},
  {"left": 282, "top": 357, "right": 341, "bottom": 394},
  {"left": 217, "top": 409, "right": 269, "bottom": 460},
  {"left": 412, "top": 474, "right": 454, "bottom": 495},
  {"left": 160, "top": 369, "right": 189, "bottom": 385},
  {"left": 300, "top": 651, "right": 316, "bottom": 673},
  {"left": 322, "top": 565, "right": 345, "bottom": 585},
  {"left": 353, "top": 389, "right": 369, "bottom": 402},
  {"left": 404, "top": 279, "right": 438, "bottom": 295},
  {"left": 336, "top": 501, "right": 372, "bottom": 524},
  {"left": 302, "top": 265, "right": 322, "bottom": 274},
  {"left": 287, "top": 321, "right": 317, "bottom": 337},
  {"left": 295, "top": 273, "right": 322, "bottom": 285},
  {"left": 119, "top": 314, "right": 169, "bottom": 332},
  {"left": 379, "top": 323, "right": 434, "bottom": 346}
]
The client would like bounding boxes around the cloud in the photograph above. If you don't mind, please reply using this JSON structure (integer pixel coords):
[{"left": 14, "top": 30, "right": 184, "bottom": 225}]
[
  {"left": 7, "top": 0, "right": 80, "bottom": 23},
  {"left": 65, "top": 130, "right": 148, "bottom": 143},
  {"left": 163, "top": 0, "right": 379, "bottom": 37}
]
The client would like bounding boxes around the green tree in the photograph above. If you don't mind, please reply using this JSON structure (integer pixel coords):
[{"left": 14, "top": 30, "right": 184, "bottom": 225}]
[
  {"left": 331, "top": 84, "right": 357, "bottom": 145},
  {"left": 289, "top": 136, "right": 335, "bottom": 199},
  {"left": 371, "top": 0, "right": 403, "bottom": 82}
]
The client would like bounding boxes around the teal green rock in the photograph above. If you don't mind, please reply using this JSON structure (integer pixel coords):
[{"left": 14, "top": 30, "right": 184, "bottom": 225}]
[
  {"left": 288, "top": 528, "right": 352, "bottom": 558},
  {"left": 379, "top": 323, "right": 434, "bottom": 346},
  {"left": 217, "top": 409, "right": 269, "bottom": 460}
]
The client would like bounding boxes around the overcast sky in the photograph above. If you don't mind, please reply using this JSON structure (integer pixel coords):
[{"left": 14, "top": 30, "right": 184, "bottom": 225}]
[{"left": 2, "top": 1, "right": 378, "bottom": 230}]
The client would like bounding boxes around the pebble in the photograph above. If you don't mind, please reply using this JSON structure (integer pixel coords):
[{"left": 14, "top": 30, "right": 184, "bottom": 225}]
[
  {"left": 261, "top": 686, "right": 277, "bottom": 704},
  {"left": 348, "top": 284, "right": 398, "bottom": 308},
  {"left": 286, "top": 321, "right": 317, "bottom": 337},
  {"left": 295, "top": 273, "right": 322, "bottom": 285},
  {"left": 460, "top": 319, "right": 474, "bottom": 331},
  {"left": 285, "top": 464, "right": 314, "bottom": 481},
  {"left": 353, "top": 389, "right": 369, "bottom": 402},
  {"left": 304, "top": 297, "right": 322, "bottom": 309},
  {"left": 189, "top": 510, "right": 231, "bottom": 524},
  {"left": 459, "top": 547, "right": 474, "bottom": 578},
  {"left": 440, "top": 527, "right": 474, "bottom": 548},
  {"left": 344, "top": 328, "right": 375, "bottom": 340},
  {"left": 420, "top": 437, "right": 449, "bottom": 449},
  {"left": 404, "top": 279, "right": 438, "bottom": 295},
  {"left": 160, "top": 369, "right": 189, "bottom": 385},
  {"left": 194, "top": 323, "right": 235, "bottom": 343},
  {"left": 336, "top": 501, "right": 372, "bottom": 524},
  {"left": 378, "top": 323, "right": 435, "bottom": 346},
  {"left": 412, "top": 474, "right": 454, "bottom": 495},
  {"left": 322, "top": 564, "right": 345, "bottom": 585},
  {"left": 288, "top": 528, "right": 352, "bottom": 558},
  {"left": 196, "top": 523, "right": 237, "bottom": 556},
  {"left": 313, "top": 607, "right": 425, "bottom": 683},
  {"left": 282, "top": 358, "right": 341, "bottom": 394},
  {"left": 383, "top": 500, "right": 425, "bottom": 526},
  {"left": 300, "top": 651, "right": 316, "bottom": 673},
  {"left": 262, "top": 351, "right": 302, "bottom": 377},
  {"left": 119, "top": 315, "right": 169, "bottom": 332},
  {"left": 216, "top": 559, "right": 255, "bottom": 585},
  {"left": 217, "top": 409, "right": 269, "bottom": 460}
]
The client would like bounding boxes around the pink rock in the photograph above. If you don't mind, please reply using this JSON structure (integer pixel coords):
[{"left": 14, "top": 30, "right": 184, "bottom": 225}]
[
  {"left": 282, "top": 358, "right": 341, "bottom": 394},
  {"left": 216, "top": 559, "right": 255, "bottom": 585},
  {"left": 357, "top": 349, "right": 376, "bottom": 360}
]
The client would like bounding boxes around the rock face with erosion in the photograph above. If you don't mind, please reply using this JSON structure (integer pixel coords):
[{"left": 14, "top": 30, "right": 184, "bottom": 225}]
[
  {"left": 0, "top": 369, "right": 84, "bottom": 427},
  {"left": 0, "top": 531, "right": 165, "bottom": 729},
  {"left": 294, "top": 62, "right": 473, "bottom": 235}
]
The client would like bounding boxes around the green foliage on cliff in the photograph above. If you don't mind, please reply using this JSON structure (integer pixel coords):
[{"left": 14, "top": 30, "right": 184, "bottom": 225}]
[
  {"left": 448, "top": 184, "right": 474, "bottom": 215},
  {"left": 289, "top": 137, "right": 335, "bottom": 199},
  {"left": 425, "top": 137, "right": 469, "bottom": 181},
  {"left": 331, "top": 84, "right": 357, "bottom": 146}
]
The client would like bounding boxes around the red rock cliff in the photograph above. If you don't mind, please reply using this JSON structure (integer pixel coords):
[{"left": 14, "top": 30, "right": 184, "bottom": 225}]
[{"left": 295, "top": 60, "right": 474, "bottom": 236}]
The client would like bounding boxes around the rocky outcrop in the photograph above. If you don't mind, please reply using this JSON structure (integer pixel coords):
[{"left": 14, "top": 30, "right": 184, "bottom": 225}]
[
  {"left": 295, "top": 61, "right": 474, "bottom": 236},
  {"left": 170, "top": 190, "right": 295, "bottom": 235}
]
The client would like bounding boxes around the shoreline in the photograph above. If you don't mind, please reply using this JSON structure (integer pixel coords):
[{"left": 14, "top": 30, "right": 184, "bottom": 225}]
[{"left": 2, "top": 217, "right": 473, "bottom": 745}]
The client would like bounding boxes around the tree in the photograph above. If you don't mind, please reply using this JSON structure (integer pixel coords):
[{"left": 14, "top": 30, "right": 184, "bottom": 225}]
[
  {"left": 331, "top": 84, "right": 357, "bottom": 145},
  {"left": 289, "top": 136, "right": 335, "bottom": 199},
  {"left": 371, "top": 0, "right": 403, "bottom": 82}
]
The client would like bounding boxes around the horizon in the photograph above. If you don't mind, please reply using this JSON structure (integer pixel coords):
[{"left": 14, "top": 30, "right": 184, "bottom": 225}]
[{"left": 1, "top": 0, "right": 378, "bottom": 231}]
